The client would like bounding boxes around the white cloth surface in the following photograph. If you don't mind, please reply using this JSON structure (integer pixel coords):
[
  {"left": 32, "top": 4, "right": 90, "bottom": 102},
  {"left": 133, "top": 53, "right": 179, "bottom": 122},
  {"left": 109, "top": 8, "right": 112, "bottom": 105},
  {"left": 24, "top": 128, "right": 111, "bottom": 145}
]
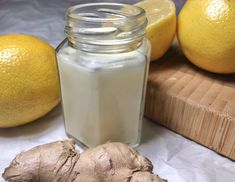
[{"left": 0, "top": 0, "right": 234, "bottom": 182}]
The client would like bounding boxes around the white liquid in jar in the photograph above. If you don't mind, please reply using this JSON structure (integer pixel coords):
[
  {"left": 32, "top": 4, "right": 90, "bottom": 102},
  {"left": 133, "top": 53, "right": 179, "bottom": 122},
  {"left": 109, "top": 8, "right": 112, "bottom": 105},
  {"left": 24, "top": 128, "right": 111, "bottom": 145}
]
[{"left": 57, "top": 40, "right": 149, "bottom": 148}]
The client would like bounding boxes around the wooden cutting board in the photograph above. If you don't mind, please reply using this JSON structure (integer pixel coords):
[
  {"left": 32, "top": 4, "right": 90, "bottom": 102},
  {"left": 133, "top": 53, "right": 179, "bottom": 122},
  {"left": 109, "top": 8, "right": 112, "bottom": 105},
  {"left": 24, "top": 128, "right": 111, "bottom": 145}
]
[{"left": 145, "top": 43, "right": 235, "bottom": 160}]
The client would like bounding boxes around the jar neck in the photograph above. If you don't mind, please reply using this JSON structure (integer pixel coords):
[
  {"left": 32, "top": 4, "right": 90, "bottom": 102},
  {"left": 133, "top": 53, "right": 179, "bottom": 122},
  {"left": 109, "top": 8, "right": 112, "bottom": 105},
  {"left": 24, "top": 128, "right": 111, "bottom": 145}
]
[{"left": 65, "top": 3, "right": 147, "bottom": 53}]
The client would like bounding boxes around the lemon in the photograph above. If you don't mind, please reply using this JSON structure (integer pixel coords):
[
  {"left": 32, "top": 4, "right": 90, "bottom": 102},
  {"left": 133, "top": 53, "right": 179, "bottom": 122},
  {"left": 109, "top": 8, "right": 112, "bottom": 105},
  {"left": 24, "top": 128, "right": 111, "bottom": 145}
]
[
  {"left": 136, "top": 0, "right": 176, "bottom": 61},
  {"left": 177, "top": 0, "right": 235, "bottom": 74},
  {"left": 0, "top": 34, "right": 60, "bottom": 128}
]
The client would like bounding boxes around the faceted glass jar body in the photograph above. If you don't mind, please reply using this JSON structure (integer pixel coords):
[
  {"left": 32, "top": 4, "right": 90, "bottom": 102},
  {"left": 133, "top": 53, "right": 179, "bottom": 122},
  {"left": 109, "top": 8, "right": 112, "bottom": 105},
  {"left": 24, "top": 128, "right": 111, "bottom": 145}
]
[{"left": 56, "top": 3, "right": 150, "bottom": 148}]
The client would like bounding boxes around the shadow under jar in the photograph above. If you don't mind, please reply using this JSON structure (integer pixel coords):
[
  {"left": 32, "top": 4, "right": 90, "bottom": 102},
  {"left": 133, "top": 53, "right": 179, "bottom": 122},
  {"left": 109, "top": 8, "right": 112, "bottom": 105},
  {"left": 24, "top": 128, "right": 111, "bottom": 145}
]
[{"left": 56, "top": 3, "right": 150, "bottom": 148}]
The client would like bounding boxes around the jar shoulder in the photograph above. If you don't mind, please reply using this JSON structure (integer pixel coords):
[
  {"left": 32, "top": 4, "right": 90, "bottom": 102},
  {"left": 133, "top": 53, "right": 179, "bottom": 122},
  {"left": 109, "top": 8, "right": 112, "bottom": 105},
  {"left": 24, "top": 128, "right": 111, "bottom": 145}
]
[{"left": 57, "top": 38, "right": 150, "bottom": 58}]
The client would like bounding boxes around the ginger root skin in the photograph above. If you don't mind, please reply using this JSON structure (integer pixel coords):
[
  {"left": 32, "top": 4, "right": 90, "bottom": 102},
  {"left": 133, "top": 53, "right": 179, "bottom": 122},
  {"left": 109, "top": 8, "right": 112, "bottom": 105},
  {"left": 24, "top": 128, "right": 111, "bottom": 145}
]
[{"left": 3, "top": 140, "right": 166, "bottom": 182}]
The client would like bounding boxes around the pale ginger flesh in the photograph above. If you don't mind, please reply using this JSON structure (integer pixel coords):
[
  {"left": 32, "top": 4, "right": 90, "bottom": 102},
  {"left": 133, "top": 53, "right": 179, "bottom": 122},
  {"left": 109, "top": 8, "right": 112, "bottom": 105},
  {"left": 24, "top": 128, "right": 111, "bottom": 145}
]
[{"left": 3, "top": 140, "right": 166, "bottom": 182}]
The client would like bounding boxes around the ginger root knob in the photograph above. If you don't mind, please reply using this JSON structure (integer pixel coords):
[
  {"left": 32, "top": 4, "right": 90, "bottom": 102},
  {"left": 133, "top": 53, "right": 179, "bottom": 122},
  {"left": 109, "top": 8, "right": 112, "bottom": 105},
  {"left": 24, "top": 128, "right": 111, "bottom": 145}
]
[{"left": 3, "top": 140, "right": 166, "bottom": 182}]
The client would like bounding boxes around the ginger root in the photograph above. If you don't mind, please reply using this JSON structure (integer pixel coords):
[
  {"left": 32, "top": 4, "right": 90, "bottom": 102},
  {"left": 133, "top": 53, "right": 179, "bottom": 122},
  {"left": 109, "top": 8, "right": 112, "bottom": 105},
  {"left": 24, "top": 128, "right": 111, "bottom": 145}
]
[{"left": 3, "top": 140, "right": 166, "bottom": 182}]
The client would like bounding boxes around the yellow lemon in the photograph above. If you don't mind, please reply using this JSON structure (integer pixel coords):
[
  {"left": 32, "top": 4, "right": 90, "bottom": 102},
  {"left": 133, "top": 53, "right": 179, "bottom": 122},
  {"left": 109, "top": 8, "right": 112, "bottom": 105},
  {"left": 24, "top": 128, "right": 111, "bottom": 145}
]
[
  {"left": 177, "top": 0, "right": 235, "bottom": 74},
  {"left": 136, "top": 0, "right": 176, "bottom": 61},
  {"left": 0, "top": 34, "right": 60, "bottom": 128}
]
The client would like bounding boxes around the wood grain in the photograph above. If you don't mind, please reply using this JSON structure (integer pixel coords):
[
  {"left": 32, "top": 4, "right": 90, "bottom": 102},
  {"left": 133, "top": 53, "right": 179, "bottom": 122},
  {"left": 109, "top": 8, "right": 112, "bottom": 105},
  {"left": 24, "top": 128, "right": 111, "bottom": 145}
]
[{"left": 145, "top": 44, "right": 235, "bottom": 160}]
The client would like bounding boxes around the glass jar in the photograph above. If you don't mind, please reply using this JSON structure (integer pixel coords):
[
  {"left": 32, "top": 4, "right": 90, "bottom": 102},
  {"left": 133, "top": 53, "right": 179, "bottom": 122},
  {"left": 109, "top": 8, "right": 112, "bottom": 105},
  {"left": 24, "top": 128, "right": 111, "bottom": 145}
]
[{"left": 56, "top": 3, "right": 150, "bottom": 148}]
